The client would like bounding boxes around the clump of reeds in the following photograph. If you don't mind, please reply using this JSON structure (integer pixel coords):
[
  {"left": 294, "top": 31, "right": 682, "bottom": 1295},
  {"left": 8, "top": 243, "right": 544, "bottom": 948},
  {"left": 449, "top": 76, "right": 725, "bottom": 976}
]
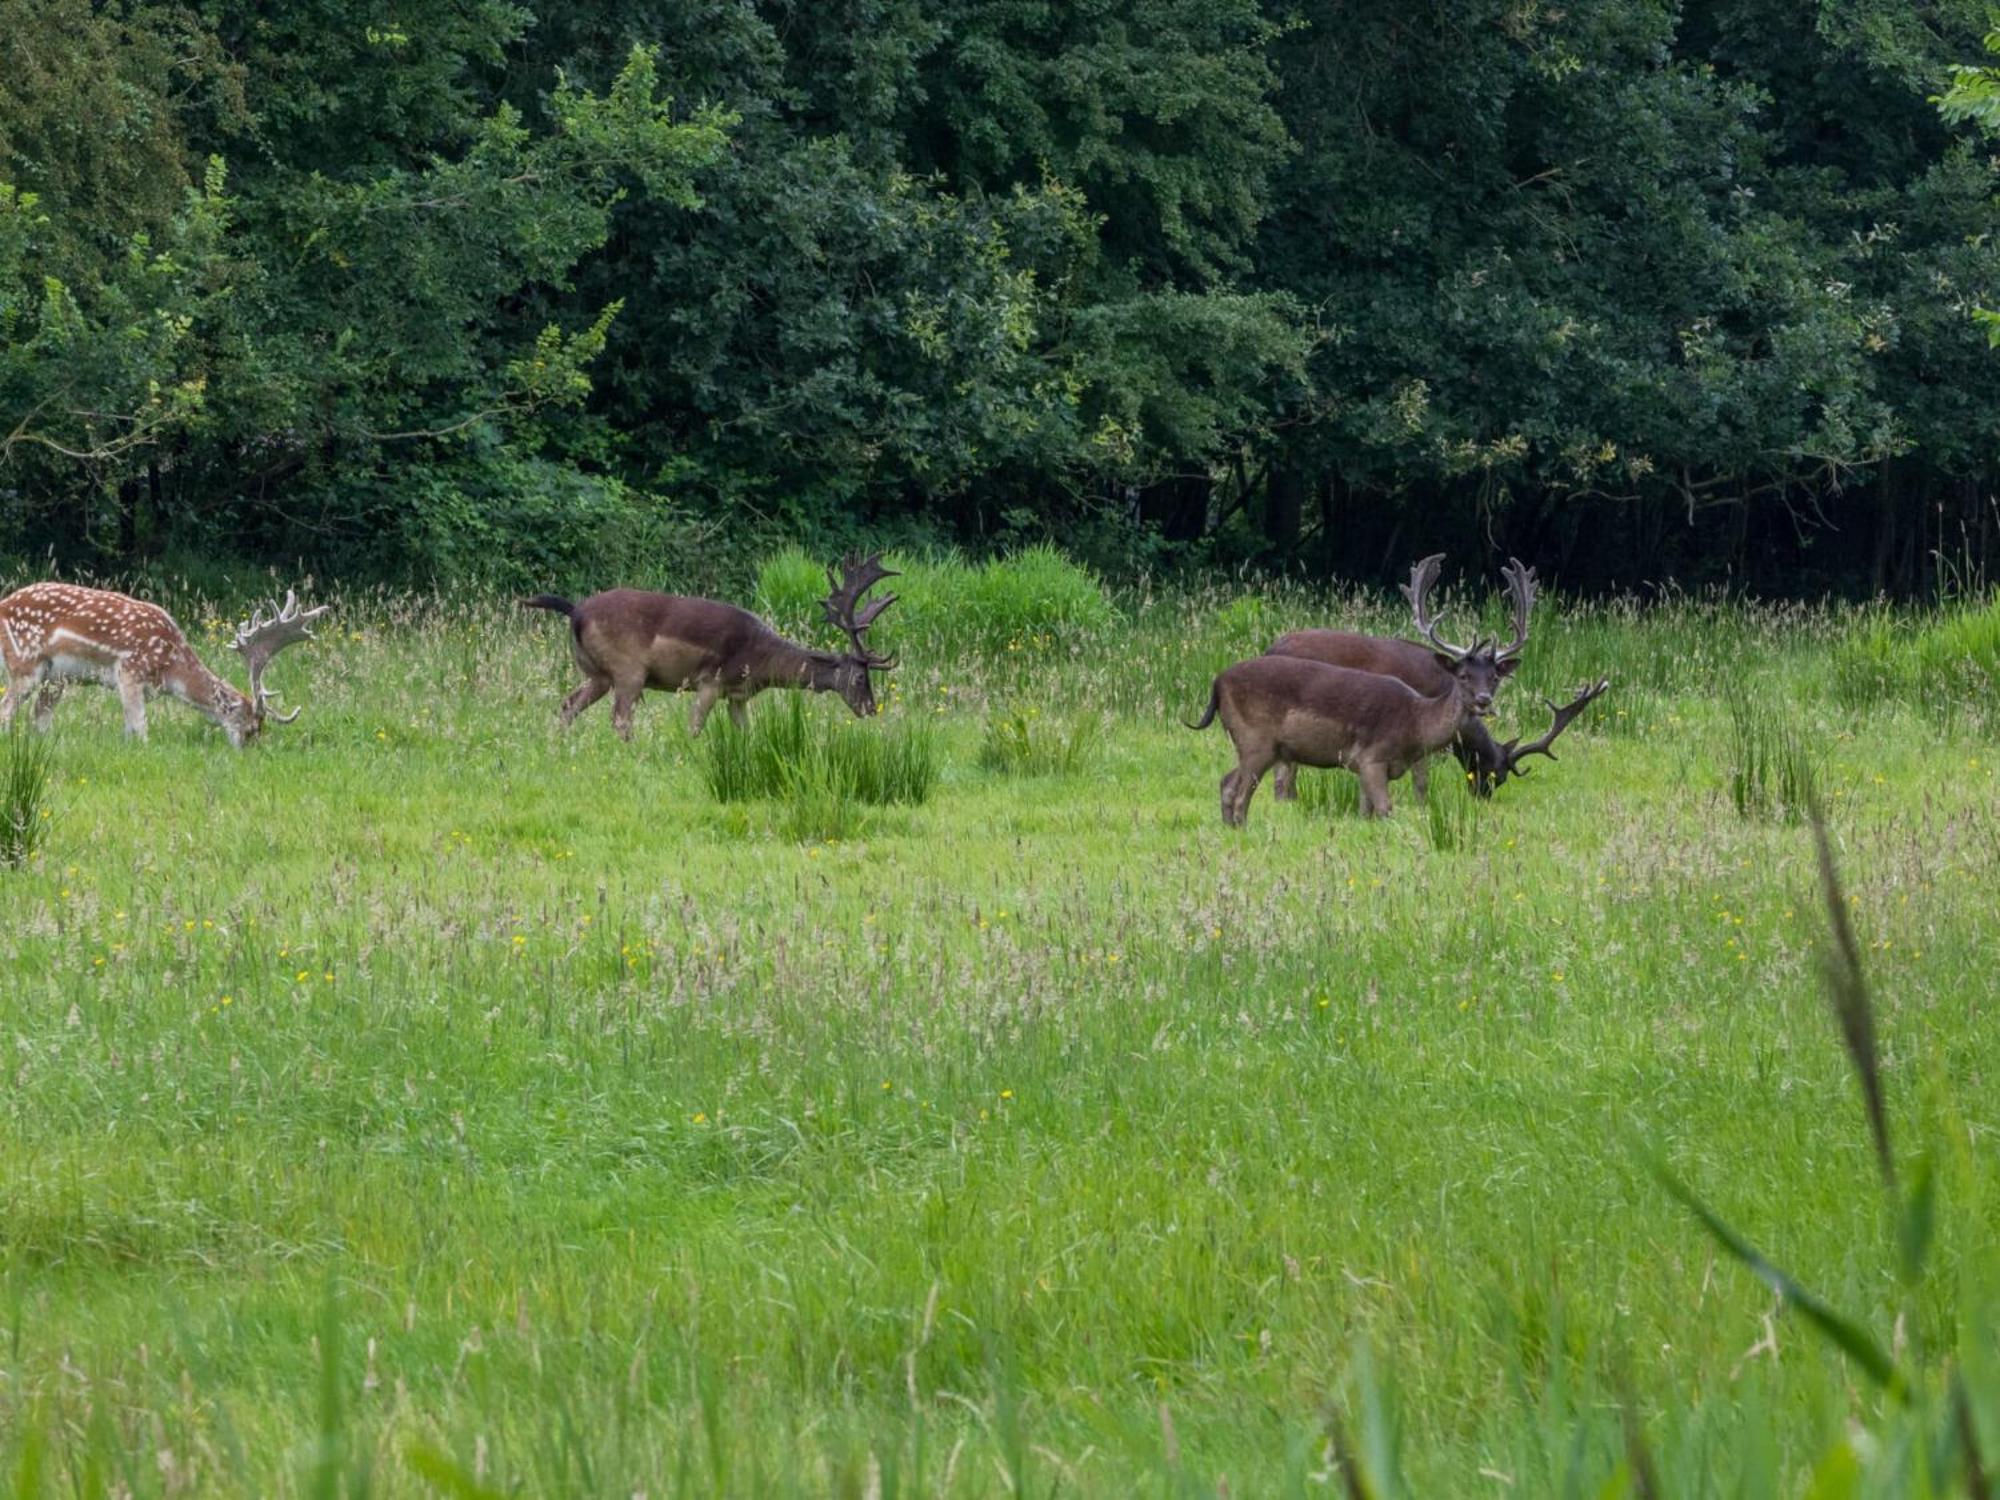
[
  {"left": 1727, "top": 693, "right": 1818, "bottom": 822},
  {"left": 696, "top": 697, "right": 935, "bottom": 839},
  {"left": 978, "top": 703, "right": 1101, "bottom": 777},
  {"left": 1, "top": 727, "right": 52, "bottom": 869}
]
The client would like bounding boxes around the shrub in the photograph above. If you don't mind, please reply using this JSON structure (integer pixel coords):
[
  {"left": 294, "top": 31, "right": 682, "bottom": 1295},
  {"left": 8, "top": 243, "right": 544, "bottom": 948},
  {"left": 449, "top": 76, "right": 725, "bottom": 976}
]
[
  {"left": 747, "top": 543, "right": 1116, "bottom": 660},
  {"left": 1, "top": 727, "right": 52, "bottom": 869},
  {"left": 978, "top": 704, "right": 1101, "bottom": 777}
]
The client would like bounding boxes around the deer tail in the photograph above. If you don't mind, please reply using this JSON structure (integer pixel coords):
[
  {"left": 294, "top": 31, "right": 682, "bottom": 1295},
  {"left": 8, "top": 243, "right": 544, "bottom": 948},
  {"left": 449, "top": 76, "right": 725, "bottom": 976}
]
[
  {"left": 518, "top": 594, "right": 576, "bottom": 619},
  {"left": 1183, "top": 679, "right": 1221, "bottom": 731}
]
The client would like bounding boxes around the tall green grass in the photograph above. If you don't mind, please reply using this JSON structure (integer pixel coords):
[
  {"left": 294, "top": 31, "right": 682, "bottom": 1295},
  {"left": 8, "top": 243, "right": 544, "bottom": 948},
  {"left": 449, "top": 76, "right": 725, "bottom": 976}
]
[
  {"left": 696, "top": 696, "right": 935, "bottom": 838},
  {"left": 978, "top": 703, "right": 1102, "bottom": 778},
  {"left": 0, "top": 561, "right": 1995, "bottom": 1496},
  {"left": 1727, "top": 693, "right": 1819, "bottom": 822},
  {"left": 755, "top": 543, "right": 1116, "bottom": 657},
  {"left": 1833, "top": 593, "right": 2000, "bottom": 726},
  {"left": 0, "top": 727, "right": 52, "bottom": 869}
]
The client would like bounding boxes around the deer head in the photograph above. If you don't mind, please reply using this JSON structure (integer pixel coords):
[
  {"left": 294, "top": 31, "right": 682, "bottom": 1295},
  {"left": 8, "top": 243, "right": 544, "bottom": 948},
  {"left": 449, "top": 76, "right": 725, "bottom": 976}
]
[
  {"left": 819, "top": 553, "right": 899, "bottom": 717},
  {"left": 227, "top": 590, "right": 331, "bottom": 745},
  {"left": 1401, "top": 554, "right": 1528, "bottom": 718}
]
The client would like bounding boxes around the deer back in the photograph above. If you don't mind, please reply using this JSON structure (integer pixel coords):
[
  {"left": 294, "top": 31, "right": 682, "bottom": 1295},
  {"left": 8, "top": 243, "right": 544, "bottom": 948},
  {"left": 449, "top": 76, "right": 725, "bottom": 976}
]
[
  {"left": 1221, "top": 655, "right": 1467, "bottom": 765},
  {"left": 568, "top": 590, "right": 809, "bottom": 684},
  {"left": 0, "top": 582, "right": 196, "bottom": 683},
  {"left": 1266, "top": 630, "right": 1453, "bottom": 694}
]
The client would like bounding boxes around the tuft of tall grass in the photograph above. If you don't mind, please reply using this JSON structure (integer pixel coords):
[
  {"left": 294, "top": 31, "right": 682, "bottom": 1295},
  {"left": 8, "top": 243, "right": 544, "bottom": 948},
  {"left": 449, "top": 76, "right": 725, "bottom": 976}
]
[
  {"left": 752, "top": 544, "right": 1116, "bottom": 659},
  {"left": 1293, "top": 766, "right": 1361, "bottom": 819},
  {"left": 696, "top": 697, "right": 935, "bottom": 836},
  {"left": 978, "top": 703, "right": 1102, "bottom": 778},
  {"left": 1832, "top": 594, "right": 2000, "bottom": 726},
  {"left": 1727, "top": 694, "right": 1818, "bottom": 822},
  {"left": 1425, "top": 763, "right": 1481, "bottom": 852},
  {"left": 0, "top": 728, "right": 52, "bottom": 869}
]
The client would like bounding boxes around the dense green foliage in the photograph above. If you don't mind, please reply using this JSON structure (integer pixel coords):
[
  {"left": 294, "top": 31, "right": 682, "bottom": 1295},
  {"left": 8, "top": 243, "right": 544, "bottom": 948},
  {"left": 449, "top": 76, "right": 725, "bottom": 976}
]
[
  {"left": 4, "top": 0, "right": 2000, "bottom": 592},
  {"left": 2, "top": 576, "right": 1999, "bottom": 1491}
]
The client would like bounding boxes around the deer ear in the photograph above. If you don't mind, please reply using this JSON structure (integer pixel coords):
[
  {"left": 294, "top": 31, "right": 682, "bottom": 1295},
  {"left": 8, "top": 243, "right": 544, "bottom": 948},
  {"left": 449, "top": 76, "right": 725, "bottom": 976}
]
[
  {"left": 1497, "top": 657, "right": 1521, "bottom": 677},
  {"left": 1432, "top": 650, "right": 1460, "bottom": 672}
]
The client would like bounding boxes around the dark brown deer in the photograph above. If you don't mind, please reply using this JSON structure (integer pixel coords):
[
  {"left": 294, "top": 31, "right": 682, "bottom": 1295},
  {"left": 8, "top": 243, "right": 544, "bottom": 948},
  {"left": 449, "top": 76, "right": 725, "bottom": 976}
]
[
  {"left": 0, "top": 583, "right": 328, "bottom": 746},
  {"left": 521, "top": 554, "right": 898, "bottom": 739},
  {"left": 1263, "top": 556, "right": 1536, "bottom": 800},
  {"left": 1187, "top": 556, "right": 1506, "bottom": 822}
]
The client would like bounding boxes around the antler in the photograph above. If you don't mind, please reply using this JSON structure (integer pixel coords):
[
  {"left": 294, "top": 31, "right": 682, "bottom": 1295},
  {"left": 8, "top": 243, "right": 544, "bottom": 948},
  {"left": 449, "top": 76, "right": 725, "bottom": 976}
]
[
  {"left": 1401, "top": 553, "right": 1474, "bottom": 661},
  {"left": 230, "top": 589, "right": 330, "bottom": 722},
  {"left": 1496, "top": 557, "right": 1537, "bottom": 663},
  {"left": 1497, "top": 678, "right": 1610, "bottom": 781},
  {"left": 821, "top": 552, "right": 900, "bottom": 668}
]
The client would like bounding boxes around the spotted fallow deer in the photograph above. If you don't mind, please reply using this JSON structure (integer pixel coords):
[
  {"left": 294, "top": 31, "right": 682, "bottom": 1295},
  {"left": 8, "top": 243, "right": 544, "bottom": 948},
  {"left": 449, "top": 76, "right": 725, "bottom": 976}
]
[
  {"left": 1263, "top": 556, "right": 1537, "bottom": 800},
  {"left": 521, "top": 553, "right": 899, "bottom": 739},
  {"left": 1187, "top": 556, "right": 1512, "bottom": 823},
  {"left": 0, "top": 583, "right": 329, "bottom": 746}
]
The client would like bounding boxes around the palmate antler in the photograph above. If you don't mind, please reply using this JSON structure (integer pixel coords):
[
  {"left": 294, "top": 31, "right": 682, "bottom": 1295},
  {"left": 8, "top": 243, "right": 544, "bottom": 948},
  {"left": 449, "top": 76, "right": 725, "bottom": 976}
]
[
  {"left": 1498, "top": 677, "right": 1610, "bottom": 781},
  {"left": 1496, "top": 557, "right": 1538, "bottom": 664},
  {"left": 1401, "top": 553, "right": 1477, "bottom": 662},
  {"left": 231, "top": 589, "right": 331, "bottom": 721},
  {"left": 821, "top": 552, "right": 900, "bottom": 669}
]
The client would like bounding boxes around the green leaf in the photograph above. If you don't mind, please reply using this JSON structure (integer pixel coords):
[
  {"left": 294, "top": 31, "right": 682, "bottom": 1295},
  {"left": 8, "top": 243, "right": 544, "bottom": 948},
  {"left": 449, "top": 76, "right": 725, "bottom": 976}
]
[{"left": 1646, "top": 1153, "right": 1908, "bottom": 1403}]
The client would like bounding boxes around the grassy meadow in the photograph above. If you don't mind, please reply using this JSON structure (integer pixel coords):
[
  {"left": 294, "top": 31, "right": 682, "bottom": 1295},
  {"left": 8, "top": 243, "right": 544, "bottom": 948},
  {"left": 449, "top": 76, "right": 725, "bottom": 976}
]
[{"left": 1, "top": 555, "right": 1998, "bottom": 1496}]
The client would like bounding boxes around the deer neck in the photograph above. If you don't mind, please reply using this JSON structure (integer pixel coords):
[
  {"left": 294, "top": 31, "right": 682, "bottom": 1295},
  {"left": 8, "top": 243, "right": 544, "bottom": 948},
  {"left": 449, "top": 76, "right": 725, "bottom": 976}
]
[
  {"left": 162, "top": 648, "right": 249, "bottom": 724},
  {"left": 1414, "top": 676, "right": 1474, "bottom": 749},
  {"left": 754, "top": 635, "right": 842, "bottom": 694}
]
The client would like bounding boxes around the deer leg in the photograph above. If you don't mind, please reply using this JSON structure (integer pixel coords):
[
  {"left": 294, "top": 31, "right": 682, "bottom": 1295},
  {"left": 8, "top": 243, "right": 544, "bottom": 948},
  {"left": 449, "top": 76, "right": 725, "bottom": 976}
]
[
  {"left": 1225, "top": 749, "right": 1274, "bottom": 827},
  {"left": 1411, "top": 758, "right": 1430, "bottom": 802},
  {"left": 1357, "top": 762, "right": 1392, "bottom": 818},
  {"left": 687, "top": 679, "right": 721, "bottom": 738},
  {"left": 727, "top": 697, "right": 749, "bottom": 730},
  {"left": 115, "top": 666, "right": 148, "bottom": 740},
  {"left": 1272, "top": 762, "right": 1298, "bottom": 801},
  {"left": 30, "top": 682, "right": 64, "bottom": 732},
  {"left": 558, "top": 676, "right": 610, "bottom": 728},
  {"left": 610, "top": 681, "right": 644, "bottom": 742},
  {"left": 0, "top": 679, "right": 33, "bottom": 731}
]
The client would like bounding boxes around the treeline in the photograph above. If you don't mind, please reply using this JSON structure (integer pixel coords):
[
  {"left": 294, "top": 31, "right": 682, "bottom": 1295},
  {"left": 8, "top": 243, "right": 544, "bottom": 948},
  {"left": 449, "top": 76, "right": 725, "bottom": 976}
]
[{"left": 3, "top": 0, "right": 1999, "bottom": 595}]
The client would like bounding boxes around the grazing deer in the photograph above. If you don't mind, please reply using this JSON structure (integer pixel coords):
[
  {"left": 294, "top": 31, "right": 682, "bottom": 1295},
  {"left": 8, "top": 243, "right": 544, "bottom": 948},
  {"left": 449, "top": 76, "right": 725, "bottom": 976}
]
[
  {"left": 1264, "top": 556, "right": 1536, "bottom": 801},
  {"left": 0, "top": 583, "right": 329, "bottom": 746},
  {"left": 1187, "top": 556, "right": 1509, "bottom": 823},
  {"left": 521, "top": 554, "right": 899, "bottom": 739}
]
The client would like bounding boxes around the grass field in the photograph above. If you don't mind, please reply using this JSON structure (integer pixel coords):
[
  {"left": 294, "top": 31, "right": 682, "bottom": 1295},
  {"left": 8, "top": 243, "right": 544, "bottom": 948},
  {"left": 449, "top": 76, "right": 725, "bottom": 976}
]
[{"left": 1, "top": 564, "right": 1998, "bottom": 1496}]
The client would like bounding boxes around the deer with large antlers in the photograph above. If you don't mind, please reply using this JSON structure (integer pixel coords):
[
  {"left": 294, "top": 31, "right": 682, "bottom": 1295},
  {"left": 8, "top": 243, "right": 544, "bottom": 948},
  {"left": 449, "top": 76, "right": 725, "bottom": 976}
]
[
  {"left": 0, "top": 583, "right": 329, "bottom": 746},
  {"left": 1264, "top": 556, "right": 1539, "bottom": 800},
  {"left": 1188, "top": 555, "right": 1530, "bottom": 823},
  {"left": 520, "top": 554, "right": 899, "bottom": 739}
]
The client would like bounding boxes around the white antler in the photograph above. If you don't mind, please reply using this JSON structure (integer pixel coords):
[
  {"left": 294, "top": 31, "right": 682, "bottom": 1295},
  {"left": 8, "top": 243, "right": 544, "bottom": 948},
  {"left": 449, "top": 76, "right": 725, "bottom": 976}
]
[{"left": 231, "top": 589, "right": 330, "bottom": 721}]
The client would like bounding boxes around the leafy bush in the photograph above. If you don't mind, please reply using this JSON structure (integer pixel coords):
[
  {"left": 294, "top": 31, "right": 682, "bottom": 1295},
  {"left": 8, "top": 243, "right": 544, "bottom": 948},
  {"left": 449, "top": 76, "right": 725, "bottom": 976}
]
[
  {"left": 391, "top": 460, "right": 706, "bottom": 594},
  {"left": 978, "top": 703, "right": 1102, "bottom": 777},
  {"left": 696, "top": 697, "right": 935, "bottom": 836},
  {"left": 1, "top": 728, "right": 52, "bottom": 868}
]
